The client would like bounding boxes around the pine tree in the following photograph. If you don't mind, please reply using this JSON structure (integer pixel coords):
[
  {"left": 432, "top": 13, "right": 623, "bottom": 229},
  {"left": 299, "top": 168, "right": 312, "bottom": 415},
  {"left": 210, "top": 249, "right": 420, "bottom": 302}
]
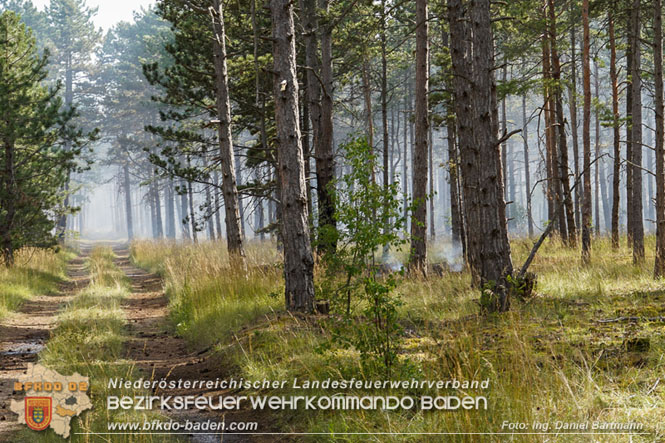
[
  {"left": 0, "top": 11, "right": 91, "bottom": 265},
  {"left": 46, "top": 0, "right": 100, "bottom": 240}
]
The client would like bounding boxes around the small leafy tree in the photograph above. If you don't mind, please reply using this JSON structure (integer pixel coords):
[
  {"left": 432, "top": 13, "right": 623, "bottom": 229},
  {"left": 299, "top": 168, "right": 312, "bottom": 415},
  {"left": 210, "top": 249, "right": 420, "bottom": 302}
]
[{"left": 320, "top": 136, "right": 407, "bottom": 376}]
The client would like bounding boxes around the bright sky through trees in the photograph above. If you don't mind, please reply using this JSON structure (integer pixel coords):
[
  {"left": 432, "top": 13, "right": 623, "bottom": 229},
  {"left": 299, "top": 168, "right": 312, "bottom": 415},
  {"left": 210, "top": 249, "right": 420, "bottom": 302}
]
[{"left": 32, "top": 0, "right": 154, "bottom": 29}]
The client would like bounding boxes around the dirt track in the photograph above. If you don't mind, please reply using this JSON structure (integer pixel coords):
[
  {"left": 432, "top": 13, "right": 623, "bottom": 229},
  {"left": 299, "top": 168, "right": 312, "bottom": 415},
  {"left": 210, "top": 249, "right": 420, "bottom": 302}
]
[
  {"left": 114, "top": 245, "right": 276, "bottom": 443},
  {"left": 0, "top": 247, "right": 90, "bottom": 441},
  {"left": 0, "top": 244, "right": 278, "bottom": 442}
]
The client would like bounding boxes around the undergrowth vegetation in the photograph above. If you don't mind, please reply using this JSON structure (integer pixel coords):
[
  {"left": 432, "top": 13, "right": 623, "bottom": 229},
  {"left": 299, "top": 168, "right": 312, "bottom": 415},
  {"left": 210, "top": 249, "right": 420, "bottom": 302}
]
[
  {"left": 0, "top": 248, "right": 71, "bottom": 319},
  {"left": 132, "top": 237, "right": 665, "bottom": 442},
  {"left": 17, "top": 246, "right": 169, "bottom": 443}
]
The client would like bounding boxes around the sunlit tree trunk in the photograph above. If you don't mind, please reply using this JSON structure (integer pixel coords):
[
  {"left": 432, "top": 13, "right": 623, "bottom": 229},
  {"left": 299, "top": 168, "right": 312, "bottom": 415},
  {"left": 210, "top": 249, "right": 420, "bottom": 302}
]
[
  {"left": 581, "top": 0, "right": 592, "bottom": 263},
  {"left": 318, "top": 0, "right": 336, "bottom": 252},
  {"left": 654, "top": 0, "right": 665, "bottom": 276},
  {"left": 548, "top": 0, "right": 575, "bottom": 245},
  {"left": 410, "top": 0, "right": 429, "bottom": 274},
  {"left": 569, "top": 1, "right": 581, "bottom": 229},
  {"left": 609, "top": 10, "right": 621, "bottom": 248},
  {"left": 630, "top": 0, "right": 645, "bottom": 263},
  {"left": 270, "top": 0, "right": 315, "bottom": 312},
  {"left": 211, "top": 0, "right": 246, "bottom": 268},
  {"left": 449, "top": 0, "right": 513, "bottom": 310}
]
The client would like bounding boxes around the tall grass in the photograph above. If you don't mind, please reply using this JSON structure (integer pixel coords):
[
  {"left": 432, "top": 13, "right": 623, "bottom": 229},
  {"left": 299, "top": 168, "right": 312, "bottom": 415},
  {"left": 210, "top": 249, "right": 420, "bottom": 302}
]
[
  {"left": 0, "top": 248, "right": 71, "bottom": 319},
  {"left": 131, "top": 240, "right": 283, "bottom": 348},
  {"left": 131, "top": 237, "right": 664, "bottom": 442}
]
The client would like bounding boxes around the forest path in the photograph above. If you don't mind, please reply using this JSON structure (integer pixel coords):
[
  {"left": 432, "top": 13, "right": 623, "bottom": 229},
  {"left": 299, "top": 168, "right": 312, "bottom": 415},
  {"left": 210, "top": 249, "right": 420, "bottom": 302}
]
[
  {"left": 114, "top": 244, "right": 273, "bottom": 443},
  {"left": 0, "top": 246, "right": 91, "bottom": 440}
]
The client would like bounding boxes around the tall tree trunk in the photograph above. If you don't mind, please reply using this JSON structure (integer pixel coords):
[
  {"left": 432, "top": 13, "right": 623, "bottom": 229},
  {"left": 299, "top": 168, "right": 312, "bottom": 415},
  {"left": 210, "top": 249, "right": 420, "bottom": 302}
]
[
  {"left": 594, "top": 60, "right": 601, "bottom": 235},
  {"left": 362, "top": 56, "right": 376, "bottom": 188},
  {"left": 442, "top": 20, "right": 464, "bottom": 248},
  {"left": 410, "top": 0, "right": 429, "bottom": 274},
  {"left": 449, "top": 0, "right": 513, "bottom": 310},
  {"left": 165, "top": 179, "right": 176, "bottom": 239},
  {"left": 299, "top": 0, "right": 336, "bottom": 253},
  {"left": 446, "top": 1, "right": 469, "bottom": 257},
  {"left": 188, "top": 180, "right": 197, "bottom": 243},
  {"left": 569, "top": 2, "right": 581, "bottom": 229},
  {"left": 548, "top": 0, "right": 575, "bottom": 245},
  {"left": 213, "top": 171, "right": 223, "bottom": 239},
  {"left": 211, "top": 0, "right": 246, "bottom": 268},
  {"left": 609, "top": 10, "right": 621, "bottom": 248},
  {"left": 542, "top": 19, "right": 557, "bottom": 237},
  {"left": 654, "top": 0, "right": 665, "bottom": 276},
  {"left": 600, "top": 161, "right": 611, "bottom": 233},
  {"left": 501, "top": 65, "right": 509, "bottom": 227},
  {"left": 318, "top": 0, "right": 336, "bottom": 252},
  {"left": 429, "top": 114, "right": 436, "bottom": 240},
  {"left": 179, "top": 179, "right": 191, "bottom": 240},
  {"left": 270, "top": 0, "right": 315, "bottom": 312},
  {"left": 581, "top": 0, "right": 592, "bottom": 263},
  {"left": 381, "top": 0, "right": 391, "bottom": 255},
  {"left": 402, "top": 69, "right": 409, "bottom": 226},
  {"left": 626, "top": 8, "right": 634, "bottom": 248},
  {"left": 630, "top": 0, "right": 645, "bottom": 263},
  {"left": 123, "top": 163, "right": 134, "bottom": 240},
  {"left": 56, "top": 50, "right": 73, "bottom": 244},
  {"left": 522, "top": 94, "right": 534, "bottom": 237},
  {"left": 205, "top": 179, "right": 215, "bottom": 240},
  {"left": 151, "top": 178, "right": 163, "bottom": 239}
]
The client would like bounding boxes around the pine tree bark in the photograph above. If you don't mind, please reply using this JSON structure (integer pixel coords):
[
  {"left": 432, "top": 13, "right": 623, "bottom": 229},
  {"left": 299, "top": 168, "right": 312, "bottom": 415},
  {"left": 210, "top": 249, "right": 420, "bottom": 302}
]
[
  {"left": 522, "top": 94, "right": 534, "bottom": 237},
  {"left": 630, "top": 0, "right": 645, "bottom": 263},
  {"left": 318, "top": 0, "right": 336, "bottom": 252},
  {"left": 654, "top": 0, "right": 665, "bottom": 276},
  {"left": 581, "top": 0, "right": 592, "bottom": 263},
  {"left": 542, "top": 21, "right": 560, "bottom": 239},
  {"left": 548, "top": 0, "right": 576, "bottom": 245},
  {"left": 381, "top": 0, "right": 391, "bottom": 254},
  {"left": 211, "top": 0, "right": 246, "bottom": 268},
  {"left": 594, "top": 60, "right": 601, "bottom": 234},
  {"left": 270, "top": 0, "right": 315, "bottom": 312},
  {"left": 165, "top": 179, "right": 176, "bottom": 239},
  {"left": 626, "top": 9, "right": 634, "bottom": 248},
  {"left": 179, "top": 178, "right": 191, "bottom": 240},
  {"left": 410, "top": 0, "right": 429, "bottom": 274},
  {"left": 188, "top": 178, "right": 197, "bottom": 243},
  {"left": 123, "top": 162, "right": 134, "bottom": 240},
  {"left": 609, "top": 10, "right": 621, "bottom": 248},
  {"left": 402, "top": 69, "right": 410, "bottom": 225},
  {"left": 55, "top": 50, "right": 73, "bottom": 244},
  {"left": 569, "top": 2, "right": 581, "bottom": 229},
  {"left": 449, "top": 0, "right": 513, "bottom": 309},
  {"left": 300, "top": 0, "right": 336, "bottom": 253}
]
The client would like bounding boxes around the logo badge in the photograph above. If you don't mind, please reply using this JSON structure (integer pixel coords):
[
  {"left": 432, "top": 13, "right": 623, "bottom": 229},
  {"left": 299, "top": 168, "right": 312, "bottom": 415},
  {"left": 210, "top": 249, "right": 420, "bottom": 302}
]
[{"left": 25, "top": 397, "right": 52, "bottom": 431}]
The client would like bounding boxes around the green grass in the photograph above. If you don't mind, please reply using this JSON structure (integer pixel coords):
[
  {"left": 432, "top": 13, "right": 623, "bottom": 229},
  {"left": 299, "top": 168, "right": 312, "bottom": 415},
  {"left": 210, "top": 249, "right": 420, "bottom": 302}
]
[
  {"left": 131, "top": 236, "right": 665, "bottom": 442},
  {"left": 131, "top": 240, "right": 283, "bottom": 347},
  {"left": 14, "top": 246, "right": 175, "bottom": 443},
  {"left": 0, "top": 248, "right": 71, "bottom": 319}
]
